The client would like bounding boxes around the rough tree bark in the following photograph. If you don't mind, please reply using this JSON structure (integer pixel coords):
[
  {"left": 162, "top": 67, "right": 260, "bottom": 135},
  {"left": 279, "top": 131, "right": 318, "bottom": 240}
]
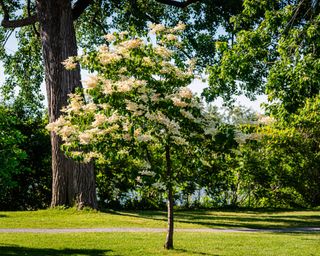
[
  {"left": 35, "top": 0, "right": 97, "bottom": 208},
  {"left": 164, "top": 144, "right": 174, "bottom": 250}
]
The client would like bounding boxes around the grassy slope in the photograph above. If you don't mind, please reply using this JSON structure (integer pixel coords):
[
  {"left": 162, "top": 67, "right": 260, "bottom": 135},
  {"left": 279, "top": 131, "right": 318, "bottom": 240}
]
[{"left": 0, "top": 208, "right": 319, "bottom": 229}]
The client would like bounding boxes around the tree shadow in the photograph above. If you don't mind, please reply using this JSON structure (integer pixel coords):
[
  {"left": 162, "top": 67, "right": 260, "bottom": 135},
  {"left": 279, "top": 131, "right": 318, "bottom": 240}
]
[
  {"left": 0, "top": 215, "right": 7, "bottom": 218},
  {"left": 110, "top": 210, "right": 320, "bottom": 230},
  {"left": 173, "top": 248, "right": 220, "bottom": 255},
  {"left": 0, "top": 245, "right": 116, "bottom": 256}
]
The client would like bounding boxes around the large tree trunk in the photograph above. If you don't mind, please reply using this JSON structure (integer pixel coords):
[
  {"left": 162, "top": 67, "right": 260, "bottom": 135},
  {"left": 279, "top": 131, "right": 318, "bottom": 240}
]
[
  {"left": 36, "top": 0, "right": 97, "bottom": 209},
  {"left": 164, "top": 144, "right": 174, "bottom": 250}
]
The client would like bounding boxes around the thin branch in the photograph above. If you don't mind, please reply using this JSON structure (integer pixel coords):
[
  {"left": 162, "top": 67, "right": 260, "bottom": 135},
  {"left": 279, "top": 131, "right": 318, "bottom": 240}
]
[
  {"left": 130, "top": 0, "right": 159, "bottom": 23},
  {"left": 92, "top": 14, "right": 108, "bottom": 35},
  {"left": 0, "top": 0, "right": 37, "bottom": 28},
  {"left": 72, "top": 0, "right": 94, "bottom": 20},
  {"left": 27, "top": 0, "right": 39, "bottom": 37},
  {"left": 154, "top": 0, "right": 200, "bottom": 8},
  {"left": 2, "top": 29, "right": 13, "bottom": 46}
]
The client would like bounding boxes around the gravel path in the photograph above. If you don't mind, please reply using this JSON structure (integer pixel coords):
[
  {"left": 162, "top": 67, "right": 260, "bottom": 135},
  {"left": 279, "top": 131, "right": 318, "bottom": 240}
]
[{"left": 0, "top": 227, "right": 319, "bottom": 233}]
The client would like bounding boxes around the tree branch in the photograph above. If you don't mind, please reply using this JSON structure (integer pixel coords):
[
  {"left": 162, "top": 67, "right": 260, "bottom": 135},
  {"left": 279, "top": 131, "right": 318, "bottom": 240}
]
[
  {"left": 0, "top": 0, "right": 37, "bottom": 28},
  {"left": 28, "top": 0, "right": 40, "bottom": 36},
  {"left": 1, "top": 15, "right": 37, "bottom": 28},
  {"left": 72, "top": 0, "right": 94, "bottom": 20},
  {"left": 130, "top": 0, "right": 159, "bottom": 23},
  {"left": 154, "top": 0, "right": 200, "bottom": 8}
]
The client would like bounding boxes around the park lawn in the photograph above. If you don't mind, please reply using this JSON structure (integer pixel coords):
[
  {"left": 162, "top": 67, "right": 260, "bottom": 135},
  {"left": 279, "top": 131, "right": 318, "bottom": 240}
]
[
  {"left": 0, "top": 232, "right": 319, "bottom": 256},
  {"left": 0, "top": 208, "right": 319, "bottom": 229}
]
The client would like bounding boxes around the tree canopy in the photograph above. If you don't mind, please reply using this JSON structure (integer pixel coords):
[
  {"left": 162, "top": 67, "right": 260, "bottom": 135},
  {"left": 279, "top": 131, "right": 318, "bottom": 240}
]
[{"left": 206, "top": 0, "right": 320, "bottom": 118}]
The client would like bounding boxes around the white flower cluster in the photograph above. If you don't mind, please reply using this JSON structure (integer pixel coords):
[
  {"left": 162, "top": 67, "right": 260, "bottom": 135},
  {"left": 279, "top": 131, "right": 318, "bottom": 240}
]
[
  {"left": 48, "top": 22, "right": 213, "bottom": 164},
  {"left": 61, "top": 57, "right": 77, "bottom": 70}
]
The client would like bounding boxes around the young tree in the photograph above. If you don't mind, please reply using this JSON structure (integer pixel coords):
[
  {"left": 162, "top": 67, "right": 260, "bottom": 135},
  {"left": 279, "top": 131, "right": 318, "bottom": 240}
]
[{"left": 48, "top": 24, "right": 215, "bottom": 249}]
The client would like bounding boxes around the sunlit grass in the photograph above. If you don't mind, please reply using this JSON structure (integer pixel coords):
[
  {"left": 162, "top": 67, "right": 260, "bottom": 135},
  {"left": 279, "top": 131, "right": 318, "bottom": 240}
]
[
  {"left": 0, "top": 208, "right": 319, "bottom": 229},
  {"left": 0, "top": 232, "right": 319, "bottom": 255}
]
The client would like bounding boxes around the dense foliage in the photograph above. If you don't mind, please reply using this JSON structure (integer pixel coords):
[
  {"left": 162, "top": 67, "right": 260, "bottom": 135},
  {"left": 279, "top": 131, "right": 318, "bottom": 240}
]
[
  {"left": 206, "top": 0, "right": 320, "bottom": 118},
  {"left": 0, "top": 105, "right": 51, "bottom": 210}
]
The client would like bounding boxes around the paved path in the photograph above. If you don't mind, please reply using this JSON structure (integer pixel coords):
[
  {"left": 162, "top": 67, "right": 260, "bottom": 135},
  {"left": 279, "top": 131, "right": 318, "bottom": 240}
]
[{"left": 0, "top": 227, "right": 319, "bottom": 233}]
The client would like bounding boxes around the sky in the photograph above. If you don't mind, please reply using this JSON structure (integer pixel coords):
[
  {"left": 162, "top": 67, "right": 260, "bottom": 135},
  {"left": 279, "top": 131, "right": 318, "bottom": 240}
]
[
  {"left": 189, "top": 79, "right": 267, "bottom": 113},
  {"left": 0, "top": 32, "right": 268, "bottom": 113}
]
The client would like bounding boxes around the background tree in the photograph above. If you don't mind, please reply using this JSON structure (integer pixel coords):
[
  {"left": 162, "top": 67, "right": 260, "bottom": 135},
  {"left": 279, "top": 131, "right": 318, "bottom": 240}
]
[
  {"left": 0, "top": 104, "right": 51, "bottom": 210},
  {"left": 206, "top": 0, "right": 320, "bottom": 117}
]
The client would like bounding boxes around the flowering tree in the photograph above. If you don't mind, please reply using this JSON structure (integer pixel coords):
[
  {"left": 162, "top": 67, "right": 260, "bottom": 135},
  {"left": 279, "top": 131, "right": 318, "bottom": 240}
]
[{"left": 47, "top": 23, "right": 215, "bottom": 249}]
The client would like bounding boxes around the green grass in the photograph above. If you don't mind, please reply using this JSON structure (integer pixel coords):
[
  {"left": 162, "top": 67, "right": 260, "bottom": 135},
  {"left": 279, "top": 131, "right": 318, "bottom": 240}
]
[
  {"left": 0, "top": 209, "right": 319, "bottom": 255},
  {"left": 0, "top": 232, "right": 319, "bottom": 255},
  {"left": 0, "top": 208, "right": 319, "bottom": 229}
]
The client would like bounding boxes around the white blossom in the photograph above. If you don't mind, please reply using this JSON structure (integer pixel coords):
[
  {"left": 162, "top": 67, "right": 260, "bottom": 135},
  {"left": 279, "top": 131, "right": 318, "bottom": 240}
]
[
  {"left": 119, "top": 31, "right": 129, "bottom": 38},
  {"left": 172, "top": 21, "right": 186, "bottom": 32},
  {"left": 116, "top": 80, "right": 133, "bottom": 93},
  {"left": 82, "top": 103, "right": 97, "bottom": 113},
  {"left": 172, "top": 97, "right": 188, "bottom": 107},
  {"left": 83, "top": 75, "right": 99, "bottom": 89},
  {"left": 258, "top": 115, "right": 275, "bottom": 125},
  {"left": 107, "top": 112, "right": 120, "bottom": 123},
  {"left": 99, "top": 52, "right": 122, "bottom": 65},
  {"left": 134, "top": 128, "right": 142, "bottom": 137},
  {"left": 154, "top": 46, "right": 172, "bottom": 58},
  {"left": 78, "top": 132, "right": 93, "bottom": 145},
  {"left": 98, "top": 44, "right": 109, "bottom": 53},
  {"left": 119, "top": 38, "right": 143, "bottom": 49},
  {"left": 142, "top": 57, "right": 154, "bottom": 67},
  {"left": 179, "top": 87, "right": 193, "bottom": 99},
  {"left": 102, "top": 79, "right": 114, "bottom": 95},
  {"left": 164, "top": 34, "right": 178, "bottom": 41},
  {"left": 126, "top": 100, "right": 139, "bottom": 112},
  {"left": 149, "top": 23, "right": 166, "bottom": 34},
  {"left": 61, "top": 57, "right": 77, "bottom": 70},
  {"left": 104, "top": 124, "right": 120, "bottom": 134},
  {"left": 137, "top": 134, "right": 152, "bottom": 142},
  {"left": 99, "top": 103, "right": 111, "bottom": 110},
  {"left": 103, "top": 33, "right": 116, "bottom": 42},
  {"left": 59, "top": 125, "right": 75, "bottom": 141},
  {"left": 123, "top": 133, "right": 132, "bottom": 141},
  {"left": 92, "top": 113, "right": 108, "bottom": 127}
]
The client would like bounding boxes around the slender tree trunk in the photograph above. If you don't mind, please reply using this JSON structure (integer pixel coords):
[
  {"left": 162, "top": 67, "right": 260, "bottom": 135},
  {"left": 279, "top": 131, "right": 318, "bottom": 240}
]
[
  {"left": 164, "top": 144, "right": 174, "bottom": 250},
  {"left": 36, "top": 0, "right": 97, "bottom": 209}
]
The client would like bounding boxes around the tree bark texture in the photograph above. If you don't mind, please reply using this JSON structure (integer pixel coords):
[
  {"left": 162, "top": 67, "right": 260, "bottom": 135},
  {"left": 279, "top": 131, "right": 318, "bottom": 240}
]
[
  {"left": 164, "top": 144, "right": 174, "bottom": 250},
  {"left": 36, "top": 0, "right": 97, "bottom": 209}
]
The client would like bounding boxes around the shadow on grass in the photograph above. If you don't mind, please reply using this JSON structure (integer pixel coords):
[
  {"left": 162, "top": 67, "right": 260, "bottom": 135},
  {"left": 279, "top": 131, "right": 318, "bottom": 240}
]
[
  {"left": 0, "top": 245, "right": 116, "bottom": 256},
  {"left": 0, "top": 215, "right": 7, "bottom": 218},
  {"left": 174, "top": 248, "right": 219, "bottom": 255},
  {"left": 109, "top": 210, "right": 320, "bottom": 230}
]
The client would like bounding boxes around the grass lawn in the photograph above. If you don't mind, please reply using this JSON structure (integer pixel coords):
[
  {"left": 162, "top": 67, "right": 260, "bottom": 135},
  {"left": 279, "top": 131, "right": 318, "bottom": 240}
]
[
  {"left": 0, "top": 209, "right": 319, "bottom": 255},
  {"left": 0, "top": 232, "right": 319, "bottom": 255},
  {"left": 0, "top": 208, "right": 319, "bottom": 229}
]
